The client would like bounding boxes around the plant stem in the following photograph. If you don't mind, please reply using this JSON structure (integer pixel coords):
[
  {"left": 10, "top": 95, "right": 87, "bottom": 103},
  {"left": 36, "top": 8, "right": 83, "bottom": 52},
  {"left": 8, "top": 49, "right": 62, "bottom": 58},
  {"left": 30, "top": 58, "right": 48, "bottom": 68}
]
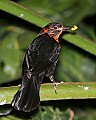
[{"left": 0, "top": 82, "right": 96, "bottom": 104}]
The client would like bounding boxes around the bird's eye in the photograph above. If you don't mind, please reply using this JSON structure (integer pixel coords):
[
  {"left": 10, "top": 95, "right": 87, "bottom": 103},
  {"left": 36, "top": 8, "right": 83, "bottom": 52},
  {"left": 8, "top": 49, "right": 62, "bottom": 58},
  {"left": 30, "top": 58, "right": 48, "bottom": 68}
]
[{"left": 54, "top": 26, "right": 57, "bottom": 29}]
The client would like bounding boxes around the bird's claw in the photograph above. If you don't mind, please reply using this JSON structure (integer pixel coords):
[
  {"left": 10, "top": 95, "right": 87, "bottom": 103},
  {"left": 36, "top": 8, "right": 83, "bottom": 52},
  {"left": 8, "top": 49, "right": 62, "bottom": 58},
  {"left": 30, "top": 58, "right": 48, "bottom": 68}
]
[
  {"left": 49, "top": 75, "right": 64, "bottom": 94},
  {"left": 54, "top": 81, "right": 64, "bottom": 94}
]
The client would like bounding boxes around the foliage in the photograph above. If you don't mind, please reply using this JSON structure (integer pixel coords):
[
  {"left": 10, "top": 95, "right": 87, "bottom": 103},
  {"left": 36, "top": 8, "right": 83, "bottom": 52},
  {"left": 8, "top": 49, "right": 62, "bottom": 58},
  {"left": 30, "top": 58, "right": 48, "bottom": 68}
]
[{"left": 0, "top": 0, "right": 96, "bottom": 119}]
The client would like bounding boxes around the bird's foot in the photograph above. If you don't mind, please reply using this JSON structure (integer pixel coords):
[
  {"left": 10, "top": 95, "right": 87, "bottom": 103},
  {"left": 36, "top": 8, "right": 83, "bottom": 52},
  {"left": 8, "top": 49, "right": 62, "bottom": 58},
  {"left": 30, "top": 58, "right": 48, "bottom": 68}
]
[
  {"left": 53, "top": 81, "right": 64, "bottom": 94},
  {"left": 49, "top": 75, "right": 64, "bottom": 94}
]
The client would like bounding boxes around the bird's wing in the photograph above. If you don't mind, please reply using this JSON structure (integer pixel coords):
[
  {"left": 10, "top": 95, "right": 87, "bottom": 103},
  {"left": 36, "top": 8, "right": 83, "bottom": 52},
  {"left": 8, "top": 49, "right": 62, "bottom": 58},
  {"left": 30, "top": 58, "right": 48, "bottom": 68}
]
[
  {"left": 21, "top": 35, "right": 60, "bottom": 84},
  {"left": 30, "top": 36, "right": 60, "bottom": 74}
]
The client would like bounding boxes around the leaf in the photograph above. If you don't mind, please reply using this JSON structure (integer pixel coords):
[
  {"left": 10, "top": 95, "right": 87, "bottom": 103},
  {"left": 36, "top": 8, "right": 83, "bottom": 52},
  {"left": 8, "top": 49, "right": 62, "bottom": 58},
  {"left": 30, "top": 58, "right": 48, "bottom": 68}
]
[
  {"left": 0, "top": 82, "right": 96, "bottom": 104},
  {"left": 0, "top": 0, "right": 96, "bottom": 56},
  {"left": 58, "top": 46, "right": 96, "bottom": 82},
  {"left": 63, "top": 34, "right": 96, "bottom": 56},
  {"left": 0, "top": 0, "right": 51, "bottom": 27},
  {"left": 0, "top": 27, "right": 22, "bottom": 83}
]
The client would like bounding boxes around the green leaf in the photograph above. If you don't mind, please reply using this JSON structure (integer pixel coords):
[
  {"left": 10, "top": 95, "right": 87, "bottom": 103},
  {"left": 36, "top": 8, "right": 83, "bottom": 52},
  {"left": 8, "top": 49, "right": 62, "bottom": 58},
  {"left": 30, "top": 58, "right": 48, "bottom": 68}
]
[
  {"left": 0, "top": 27, "right": 22, "bottom": 83},
  {"left": 0, "top": 0, "right": 96, "bottom": 56},
  {"left": 56, "top": 45, "right": 96, "bottom": 82},
  {"left": 0, "top": 82, "right": 96, "bottom": 104},
  {"left": 0, "top": 0, "right": 51, "bottom": 27},
  {"left": 63, "top": 34, "right": 96, "bottom": 56}
]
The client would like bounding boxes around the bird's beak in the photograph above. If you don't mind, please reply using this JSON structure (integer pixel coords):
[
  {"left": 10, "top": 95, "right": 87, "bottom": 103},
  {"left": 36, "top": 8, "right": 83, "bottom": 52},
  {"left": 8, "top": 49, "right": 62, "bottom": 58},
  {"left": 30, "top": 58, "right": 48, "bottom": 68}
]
[
  {"left": 62, "top": 26, "right": 71, "bottom": 31},
  {"left": 62, "top": 25, "right": 78, "bottom": 32}
]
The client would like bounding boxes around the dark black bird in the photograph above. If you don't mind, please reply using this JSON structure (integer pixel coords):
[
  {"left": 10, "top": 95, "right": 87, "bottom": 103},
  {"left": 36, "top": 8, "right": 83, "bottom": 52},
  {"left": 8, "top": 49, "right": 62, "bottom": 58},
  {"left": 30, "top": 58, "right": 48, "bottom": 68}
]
[{"left": 11, "top": 22, "right": 77, "bottom": 112}]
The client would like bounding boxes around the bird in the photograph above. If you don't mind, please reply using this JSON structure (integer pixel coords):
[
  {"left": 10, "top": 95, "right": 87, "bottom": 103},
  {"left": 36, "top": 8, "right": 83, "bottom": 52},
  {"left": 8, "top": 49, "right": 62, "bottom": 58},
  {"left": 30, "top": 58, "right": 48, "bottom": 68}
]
[{"left": 11, "top": 22, "right": 78, "bottom": 112}]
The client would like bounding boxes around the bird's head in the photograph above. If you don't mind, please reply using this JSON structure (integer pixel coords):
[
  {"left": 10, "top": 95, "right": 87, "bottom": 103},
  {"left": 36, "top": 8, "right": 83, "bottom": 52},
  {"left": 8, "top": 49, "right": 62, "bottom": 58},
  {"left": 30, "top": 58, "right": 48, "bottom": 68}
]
[{"left": 39, "top": 22, "right": 78, "bottom": 42}]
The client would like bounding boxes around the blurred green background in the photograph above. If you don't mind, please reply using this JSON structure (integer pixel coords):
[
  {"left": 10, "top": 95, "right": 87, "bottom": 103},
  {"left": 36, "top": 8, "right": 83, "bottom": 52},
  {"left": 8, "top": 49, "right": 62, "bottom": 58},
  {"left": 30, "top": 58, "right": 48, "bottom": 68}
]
[{"left": 0, "top": 0, "right": 96, "bottom": 119}]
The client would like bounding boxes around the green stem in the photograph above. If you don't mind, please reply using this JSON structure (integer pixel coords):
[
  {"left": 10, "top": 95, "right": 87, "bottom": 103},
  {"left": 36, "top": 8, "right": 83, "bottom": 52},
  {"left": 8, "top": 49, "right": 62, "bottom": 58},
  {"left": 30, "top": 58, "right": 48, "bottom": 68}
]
[{"left": 0, "top": 82, "right": 96, "bottom": 104}]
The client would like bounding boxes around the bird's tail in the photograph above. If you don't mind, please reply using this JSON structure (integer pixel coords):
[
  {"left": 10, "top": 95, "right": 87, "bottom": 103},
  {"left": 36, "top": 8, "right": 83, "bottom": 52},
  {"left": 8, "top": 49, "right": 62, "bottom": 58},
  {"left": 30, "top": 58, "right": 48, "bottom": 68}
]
[{"left": 11, "top": 76, "right": 40, "bottom": 112}]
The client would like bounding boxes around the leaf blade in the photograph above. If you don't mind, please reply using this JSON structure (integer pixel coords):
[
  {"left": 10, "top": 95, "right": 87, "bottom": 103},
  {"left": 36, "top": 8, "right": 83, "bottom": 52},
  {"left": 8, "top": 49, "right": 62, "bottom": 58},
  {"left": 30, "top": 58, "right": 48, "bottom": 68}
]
[
  {"left": 0, "top": 82, "right": 96, "bottom": 104},
  {"left": 63, "top": 34, "right": 96, "bottom": 56},
  {"left": 0, "top": 0, "right": 51, "bottom": 27}
]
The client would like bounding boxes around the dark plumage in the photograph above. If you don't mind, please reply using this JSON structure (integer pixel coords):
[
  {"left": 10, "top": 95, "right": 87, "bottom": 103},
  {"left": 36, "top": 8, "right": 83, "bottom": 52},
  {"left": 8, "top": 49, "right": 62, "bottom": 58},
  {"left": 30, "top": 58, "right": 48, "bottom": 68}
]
[{"left": 11, "top": 22, "right": 73, "bottom": 112}]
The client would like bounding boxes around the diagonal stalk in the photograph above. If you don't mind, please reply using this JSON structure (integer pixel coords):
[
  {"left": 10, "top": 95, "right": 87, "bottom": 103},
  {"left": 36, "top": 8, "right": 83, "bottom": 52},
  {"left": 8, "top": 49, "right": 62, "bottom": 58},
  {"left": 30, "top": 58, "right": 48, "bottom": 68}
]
[{"left": 0, "top": 0, "right": 96, "bottom": 56}]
